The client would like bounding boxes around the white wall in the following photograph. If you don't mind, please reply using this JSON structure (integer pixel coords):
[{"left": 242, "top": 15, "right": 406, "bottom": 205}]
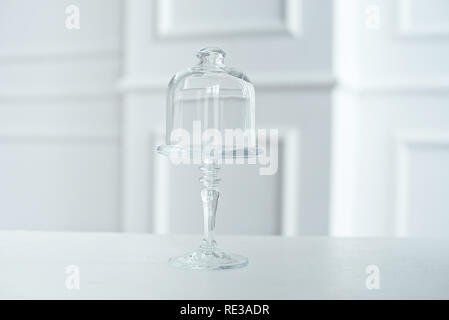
[
  {"left": 2, "top": 0, "right": 448, "bottom": 237},
  {"left": 0, "top": 0, "right": 122, "bottom": 231},
  {"left": 331, "top": 0, "right": 449, "bottom": 237},
  {"left": 0, "top": 0, "right": 333, "bottom": 235}
]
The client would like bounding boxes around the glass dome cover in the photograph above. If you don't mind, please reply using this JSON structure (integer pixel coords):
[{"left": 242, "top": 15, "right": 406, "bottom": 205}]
[{"left": 157, "top": 47, "right": 259, "bottom": 160}]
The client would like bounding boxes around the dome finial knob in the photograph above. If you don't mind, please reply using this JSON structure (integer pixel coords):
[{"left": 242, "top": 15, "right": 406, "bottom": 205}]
[{"left": 197, "top": 47, "right": 226, "bottom": 66}]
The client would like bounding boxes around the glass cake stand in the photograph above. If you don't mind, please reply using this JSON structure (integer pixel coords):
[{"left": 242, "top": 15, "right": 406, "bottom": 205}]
[{"left": 158, "top": 47, "right": 260, "bottom": 270}]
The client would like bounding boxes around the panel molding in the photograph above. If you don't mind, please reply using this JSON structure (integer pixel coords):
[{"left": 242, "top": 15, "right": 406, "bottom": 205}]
[
  {"left": 0, "top": 48, "right": 120, "bottom": 62},
  {"left": 121, "top": 128, "right": 163, "bottom": 233},
  {"left": 280, "top": 128, "right": 301, "bottom": 236},
  {"left": 120, "top": 75, "right": 449, "bottom": 94},
  {"left": 0, "top": 50, "right": 120, "bottom": 100},
  {"left": 337, "top": 76, "right": 449, "bottom": 93},
  {"left": 398, "top": 0, "right": 449, "bottom": 36},
  {"left": 118, "top": 73, "right": 335, "bottom": 93},
  {"left": 156, "top": 0, "right": 302, "bottom": 38},
  {"left": 0, "top": 132, "right": 118, "bottom": 144},
  {"left": 394, "top": 131, "right": 449, "bottom": 237},
  {"left": 152, "top": 131, "right": 171, "bottom": 234},
  {"left": 0, "top": 88, "right": 118, "bottom": 101}
]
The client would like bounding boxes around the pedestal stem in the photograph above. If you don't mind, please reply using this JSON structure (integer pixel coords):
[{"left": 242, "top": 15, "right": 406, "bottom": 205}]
[
  {"left": 167, "top": 159, "right": 248, "bottom": 269},
  {"left": 199, "top": 163, "right": 220, "bottom": 250}
]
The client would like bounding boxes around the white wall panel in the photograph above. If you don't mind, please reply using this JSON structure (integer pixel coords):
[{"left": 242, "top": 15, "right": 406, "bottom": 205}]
[
  {"left": 0, "top": 0, "right": 120, "bottom": 56},
  {"left": 335, "top": 0, "right": 449, "bottom": 84},
  {"left": 332, "top": 0, "right": 449, "bottom": 237},
  {"left": 331, "top": 91, "right": 449, "bottom": 237},
  {"left": 0, "top": 100, "right": 119, "bottom": 137},
  {"left": 399, "top": 0, "right": 449, "bottom": 36},
  {"left": 395, "top": 133, "right": 449, "bottom": 237},
  {"left": 0, "top": 0, "right": 122, "bottom": 231},
  {"left": 156, "top": 0, "right": 301, "bottom": 37},
  {"left": 0, "top": 141, "right": 119, "bottom": 231},
  {"left": 0, "top": 56, "right": 119, "bottom": 97}
]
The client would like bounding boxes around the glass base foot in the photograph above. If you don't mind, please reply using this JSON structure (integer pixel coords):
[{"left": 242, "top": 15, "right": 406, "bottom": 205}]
[{"left": 169, "top": 244, "right": 248, "bottom": 270}]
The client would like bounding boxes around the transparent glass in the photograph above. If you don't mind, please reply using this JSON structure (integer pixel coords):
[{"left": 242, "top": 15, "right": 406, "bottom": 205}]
[{"left": 157, "top": 47, "right": 261, "bottom": 270}]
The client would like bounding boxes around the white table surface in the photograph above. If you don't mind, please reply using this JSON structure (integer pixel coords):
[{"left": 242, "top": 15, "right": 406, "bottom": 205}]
[{"left": 0, "top": 231, "right": 448, "bottom": 299}]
